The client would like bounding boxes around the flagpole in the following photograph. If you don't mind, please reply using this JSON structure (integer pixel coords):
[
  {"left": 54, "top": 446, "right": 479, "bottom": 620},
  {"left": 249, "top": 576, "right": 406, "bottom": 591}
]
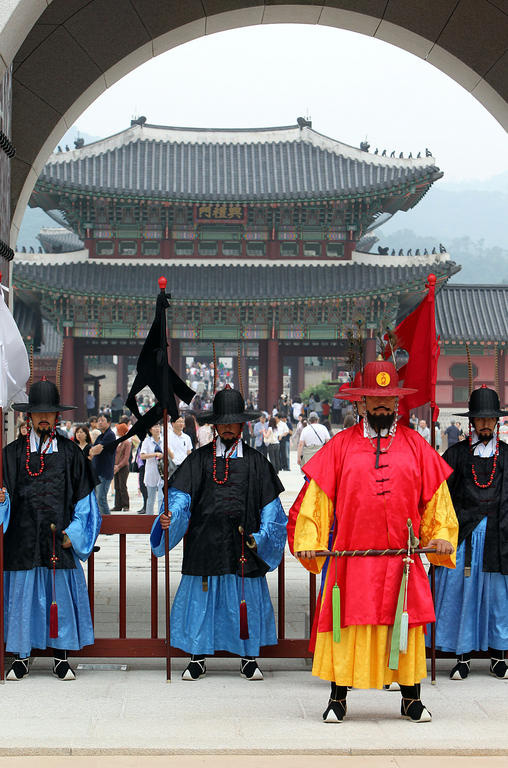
[
  {"left": 158, "top": 276, "right": 172, "bottom": 683},
  {"left": 0, "top": 270, "right": 4, "bottom": 682},
  {"left": 0, "top": 404, "right": 4, "bottom": 683},
  {"left": 427, "top": 273, "right": 438, "bottom": 684}
]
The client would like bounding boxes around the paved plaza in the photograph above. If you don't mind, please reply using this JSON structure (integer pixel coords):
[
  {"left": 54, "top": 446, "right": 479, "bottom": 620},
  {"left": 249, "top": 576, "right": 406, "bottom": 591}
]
[{"left": 2, "top": 454, "right": 508, "bottom": 757}]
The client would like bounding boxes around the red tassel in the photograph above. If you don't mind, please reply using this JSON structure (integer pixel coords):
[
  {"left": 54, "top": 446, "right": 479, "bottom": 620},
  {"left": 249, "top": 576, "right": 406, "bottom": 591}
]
[
  {"left": 239, "top": 599, "right": 249, "bottom": 639},
  {"left": 49, "top": 601, "right": 58, "bottom": 638}
]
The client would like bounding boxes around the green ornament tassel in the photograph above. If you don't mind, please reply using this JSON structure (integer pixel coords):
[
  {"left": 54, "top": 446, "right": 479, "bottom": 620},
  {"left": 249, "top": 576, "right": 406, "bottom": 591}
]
[
  {"left": 399, "top": 611, "right": 409, "bottom": 653},
  {"left": 332, "top": 584, "right": 341, "bottom": 643},
  {"left": 388, "top": 570, "right": 407, "bottom": 670}
]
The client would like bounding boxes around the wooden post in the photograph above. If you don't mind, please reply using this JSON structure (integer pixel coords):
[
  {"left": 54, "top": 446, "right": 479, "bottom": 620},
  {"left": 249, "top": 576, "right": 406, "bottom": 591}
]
[{"left": 163, "top": 406, "right": 171, "bottom": 681}]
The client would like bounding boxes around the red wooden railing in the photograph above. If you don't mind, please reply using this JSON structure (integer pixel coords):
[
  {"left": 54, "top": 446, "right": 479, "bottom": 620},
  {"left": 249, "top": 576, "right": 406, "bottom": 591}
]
[{"left": 33, "top": 515, "right": 317, "bottom": 679}]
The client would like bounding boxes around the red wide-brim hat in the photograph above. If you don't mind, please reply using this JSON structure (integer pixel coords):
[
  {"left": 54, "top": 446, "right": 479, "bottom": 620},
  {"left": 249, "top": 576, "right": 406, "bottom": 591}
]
[{"left": 340, "top": 361, "right": 418, "bottom": 399}]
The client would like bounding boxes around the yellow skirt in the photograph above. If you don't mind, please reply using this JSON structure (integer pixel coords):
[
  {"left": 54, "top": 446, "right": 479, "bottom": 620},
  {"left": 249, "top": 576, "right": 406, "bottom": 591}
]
[{"left": 312, "top": 625, "right": 427, "bottom": 689}]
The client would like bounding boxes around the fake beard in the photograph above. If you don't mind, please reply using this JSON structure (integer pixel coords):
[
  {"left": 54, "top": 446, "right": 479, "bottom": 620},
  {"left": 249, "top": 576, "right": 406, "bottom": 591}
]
[
  {"left": 477, "top": 429, "right": 494, "bottom": 444},
  {"left": 220, "top": 436, "right": 238, "bottom": 450},
  {"left": 366, "top": 410, "right": 395, "bottom": 434}
]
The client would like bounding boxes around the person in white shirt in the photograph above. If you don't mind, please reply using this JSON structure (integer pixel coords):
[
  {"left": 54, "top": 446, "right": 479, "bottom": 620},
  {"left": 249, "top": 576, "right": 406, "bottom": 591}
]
[
  {"left": 140, "top": 424, "right": 165, "bottom": 515},
  {"left": 418, "top": 419, "right": 431, "bottom": 443},
  {"left": 168, "top": 415, "right": 193, "bottom": 466},
  {"left": 292, "top": 398, "right": 303, "bottom": 421},
  {"left": 297, "top": 412, "right": 330, "bottom": 467},
  {"left": 275, "top": 414, "right": 291, "bottom": 471}
]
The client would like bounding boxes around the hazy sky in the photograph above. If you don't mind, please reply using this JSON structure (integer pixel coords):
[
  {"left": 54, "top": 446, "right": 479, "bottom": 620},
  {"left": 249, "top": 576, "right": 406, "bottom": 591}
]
[{"left": 73, "top": 24, "right": 507, "bottom": 184}]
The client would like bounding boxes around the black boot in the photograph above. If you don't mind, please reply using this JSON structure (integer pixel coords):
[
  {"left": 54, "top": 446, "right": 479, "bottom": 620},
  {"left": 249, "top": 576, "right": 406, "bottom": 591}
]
[
  {"left": 400, "top": 683, "right": 431, "bottom": 722},
  {"left": 6, "top": 656, "right": 30, "bottom": 681},
  {"left": 322, "top": 682, "right": 347, "bottom": 723},
  {"left": 52, "top": 649, "right": 76, "bottom": 680},
  {"left": 489, "top": 648, "right": 508, "bottom": 679},
  {"left": 182, "top": 655, "right": 206, "bottom": 680},
  {"left": 240, "top": 657, "right": 264, "bottom": 680},
  {"left": 450, "top": 653, "right": 471, "bottom": 680}
]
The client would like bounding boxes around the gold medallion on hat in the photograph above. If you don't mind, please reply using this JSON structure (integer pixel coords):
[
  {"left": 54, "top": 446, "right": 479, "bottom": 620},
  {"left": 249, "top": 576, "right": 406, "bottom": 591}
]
[{"left": 376, "top": 371, "right": 391, "bottom": 387}]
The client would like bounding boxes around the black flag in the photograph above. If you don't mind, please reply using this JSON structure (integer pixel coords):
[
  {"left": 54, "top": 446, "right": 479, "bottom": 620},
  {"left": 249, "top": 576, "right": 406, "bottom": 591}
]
[{"left": 106, "top": 279, "right": 195, "bottom": 449}]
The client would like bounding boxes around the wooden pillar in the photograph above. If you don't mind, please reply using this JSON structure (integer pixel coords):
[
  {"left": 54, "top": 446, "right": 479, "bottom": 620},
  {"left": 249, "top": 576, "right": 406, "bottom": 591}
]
[
  {"left": 170, "top": 338, "right": 181, "bottom": 378},
  {"left": 499, "top": 349, "right": 506, "bottom": 406},
  {"left": 257, "top": 340, "right": 268, "bottom": 410},
  {"left": 267, "top": 339, "right": 281, "bottom": 414},
  {"left": 61, "top": 332, "right": 75, "bottom": 411},
  {"left": 344, "top": 231, "right": 356, "bottom": 260},
  {"left": 116, "top": 355, "right": 128, "bottom": 398},
  {"left": 74, "top": 345, "right": 85, "bottom": 420},
  {"left": 364, "top": 336, "right": 377, "bottom": 365},
  {"left": 93, "top": 378, "right": 101, "bottom": 414}
]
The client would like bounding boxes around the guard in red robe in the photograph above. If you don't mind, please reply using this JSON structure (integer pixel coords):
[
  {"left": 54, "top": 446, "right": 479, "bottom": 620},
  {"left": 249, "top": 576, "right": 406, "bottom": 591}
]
[{"left": 290, "top": 360, "right": 458, "bottom": 723}]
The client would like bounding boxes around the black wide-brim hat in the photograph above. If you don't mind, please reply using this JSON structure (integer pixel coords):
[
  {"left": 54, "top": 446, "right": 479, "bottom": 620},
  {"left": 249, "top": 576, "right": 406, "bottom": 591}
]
[
  {"left": 12, "top": 378, "right": 76, "bottom": 413},
  {"left": 196, "top": 386, "right": 260, "bottom": 425},
  {"left": 454, "top": 385, "right": 508, "bottom": 418}
]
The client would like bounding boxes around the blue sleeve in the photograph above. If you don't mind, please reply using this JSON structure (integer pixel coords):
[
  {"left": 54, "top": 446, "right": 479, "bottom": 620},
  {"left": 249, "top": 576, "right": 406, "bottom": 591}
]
[
  {"left": 252, "top": 498, "right": 287, "bottom": 571},
  {"left": 64, "top": 491, "right": 102, "bottom": 561},
  {"left": 0, "top": 489, "right": 10, "bottom": 532},
  {"left": 150, "top": 487, "right": 191, "bottom": 558}
]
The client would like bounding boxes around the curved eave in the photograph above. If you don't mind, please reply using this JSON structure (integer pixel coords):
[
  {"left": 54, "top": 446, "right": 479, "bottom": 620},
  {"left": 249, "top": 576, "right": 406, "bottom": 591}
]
[
  {"left": 30, "top": 172, "right": 440, "bottom": 209},
  {"left": 12, "top": 260, "right": 459, "bottom": 304}
]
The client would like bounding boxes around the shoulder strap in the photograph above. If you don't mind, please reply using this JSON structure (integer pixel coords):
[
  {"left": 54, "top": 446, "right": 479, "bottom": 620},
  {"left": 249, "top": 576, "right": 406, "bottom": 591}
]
[{"left": 310, "top": 425, "right": 324, "bottom": 444}]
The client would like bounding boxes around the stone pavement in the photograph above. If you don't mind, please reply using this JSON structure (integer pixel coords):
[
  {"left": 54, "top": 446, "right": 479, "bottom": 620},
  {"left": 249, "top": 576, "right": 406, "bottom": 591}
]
[{"left": 2, "top": 453, "right": 508, "bottom": 756}]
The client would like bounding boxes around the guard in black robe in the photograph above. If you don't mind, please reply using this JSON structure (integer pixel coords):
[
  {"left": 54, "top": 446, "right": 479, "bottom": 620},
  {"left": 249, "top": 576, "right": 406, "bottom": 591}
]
[
  {"left": 150, "top": 387, "right": 287, "bottom": 681},
  {"left": 431, "top": 386, "right": 508, "bottom": 679},
  {"left": 0, "top": 379, "right": 101, "bottom": 681}
]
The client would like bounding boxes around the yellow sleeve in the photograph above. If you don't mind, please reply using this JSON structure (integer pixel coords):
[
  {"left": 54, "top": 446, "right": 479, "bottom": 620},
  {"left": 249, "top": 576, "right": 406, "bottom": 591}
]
[
  {"left": 419, "top": 481, "right": 458, "bottom": 569},
  {"left": 293, "top": 479, "right": 334, "bottom": 574}
]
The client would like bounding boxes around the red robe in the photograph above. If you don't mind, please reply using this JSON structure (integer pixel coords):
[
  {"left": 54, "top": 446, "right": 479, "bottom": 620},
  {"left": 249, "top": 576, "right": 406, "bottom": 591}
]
[{"left": 296, "top": 423, "right": 453, "bottom": 632}]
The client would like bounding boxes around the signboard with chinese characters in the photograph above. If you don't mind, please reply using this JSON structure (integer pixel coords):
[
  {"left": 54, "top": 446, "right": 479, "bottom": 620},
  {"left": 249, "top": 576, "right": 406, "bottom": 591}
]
[{"left": 194, "top": 203, "right": 246, "bottom": 223}]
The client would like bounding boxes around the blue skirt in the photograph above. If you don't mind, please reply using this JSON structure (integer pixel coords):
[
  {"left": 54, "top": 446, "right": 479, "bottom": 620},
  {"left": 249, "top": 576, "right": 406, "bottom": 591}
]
[
  {"left": 170, "top": 574, "right": 277, "bottom": 656},
  {"left": 3, "top": 555, "right": 94, "bottom": 658},
  {"left": 429, "top": 517, "right": 508, "bottom": 654}
]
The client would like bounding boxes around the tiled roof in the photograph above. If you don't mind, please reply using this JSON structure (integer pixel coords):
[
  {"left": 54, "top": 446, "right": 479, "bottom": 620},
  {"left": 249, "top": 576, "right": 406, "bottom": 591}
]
[
  {"left": 37, "top": 228, "right": 84, "bottom": 253},
  {"left": 13, "top": 260, "right": 458, "bottom": 302},
  {"left": 436, "top": 285, "right": 508, "bottom": 342},
  {"left": 35, "top": 123, "right": 441, "bottom": 203}
]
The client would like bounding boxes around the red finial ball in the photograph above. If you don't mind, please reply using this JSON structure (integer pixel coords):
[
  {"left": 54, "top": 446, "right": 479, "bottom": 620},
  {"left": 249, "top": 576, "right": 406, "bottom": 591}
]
[
  {"left": 158, "top": 276, "right": 167, "bottom": 292},
  {"left": 427, "top": 273, "right": 436, "bottom": 286}
]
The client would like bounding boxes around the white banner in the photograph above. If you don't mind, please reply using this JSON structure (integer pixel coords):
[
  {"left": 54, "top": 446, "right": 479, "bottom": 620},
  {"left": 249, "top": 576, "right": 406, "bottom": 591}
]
[{"left": 0, "top": 285, "right": 30, "bottom": 409}]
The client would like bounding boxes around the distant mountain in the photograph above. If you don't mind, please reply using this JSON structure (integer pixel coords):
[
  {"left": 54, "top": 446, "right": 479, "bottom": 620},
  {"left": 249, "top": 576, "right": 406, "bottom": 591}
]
[
  {"left": 16, "top": 207, "right": 59, "bottom": 252},
  {"left": 377, "top": 229, "right": 508, "bottom": 285},
  {"left": 442, "top": 171, "right": 508, "bottom": 194},
  {"left": 381, "top": 185, "right": 508, "bottom": 248}
]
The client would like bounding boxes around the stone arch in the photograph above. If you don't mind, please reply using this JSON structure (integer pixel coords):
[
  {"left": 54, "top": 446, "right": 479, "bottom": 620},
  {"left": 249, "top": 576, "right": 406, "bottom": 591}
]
[{"left": 2, "top": 1, "right": 507, "bottom": 240}]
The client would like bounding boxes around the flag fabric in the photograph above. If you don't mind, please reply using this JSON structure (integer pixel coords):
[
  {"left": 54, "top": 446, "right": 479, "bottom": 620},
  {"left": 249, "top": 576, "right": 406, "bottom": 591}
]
[
  {"left": 126, "top": 288, "right": 195, "bottom": 423},
  {"left": 385, "top": 275, "right": 440, "bottom": 424},
  {"left": 0, "top": 286, "right": 30, "bottom": 409},
  {"left": 107, "top": 286, "right": 195, "bottom": 450}
]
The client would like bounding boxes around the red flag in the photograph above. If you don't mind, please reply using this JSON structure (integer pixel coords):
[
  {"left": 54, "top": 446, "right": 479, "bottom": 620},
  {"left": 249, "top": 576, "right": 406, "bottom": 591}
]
[{"left": 385, "top": 274, "right": 440, "bottom": 425}]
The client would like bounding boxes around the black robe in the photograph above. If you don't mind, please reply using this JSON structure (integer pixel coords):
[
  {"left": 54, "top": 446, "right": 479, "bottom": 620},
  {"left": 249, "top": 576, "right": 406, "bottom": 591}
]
[
  {"left": 443, "top": 439, "right": 508, "bottom": 574},
  {"left": 169, "top": 441, "right": 284, "bottom": 578},
  {"left": 2, "top": 434, "right": 95, "bottom": 571}
]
